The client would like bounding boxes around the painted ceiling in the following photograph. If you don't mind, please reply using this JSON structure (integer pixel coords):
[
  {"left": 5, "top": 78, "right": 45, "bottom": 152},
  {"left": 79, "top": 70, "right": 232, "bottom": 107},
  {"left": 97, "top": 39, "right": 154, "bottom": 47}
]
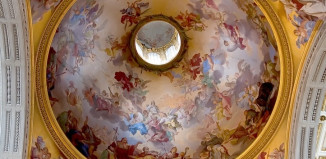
[
  {"left": 137, "top": 21, "right": 176, "bottom": 48},
  {"left": 46, "top": 0, "right": 280, "bottom": 158}
]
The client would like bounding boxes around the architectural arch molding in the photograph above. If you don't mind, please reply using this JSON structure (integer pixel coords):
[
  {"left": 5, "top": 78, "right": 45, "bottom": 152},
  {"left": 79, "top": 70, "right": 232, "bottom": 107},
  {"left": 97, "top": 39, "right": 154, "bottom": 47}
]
[
  {"left": 0, "top": 0, "right": 32, "bottom": 158},
  {"left": 289, "top": 22, "right": 326, "bottom": 159}
]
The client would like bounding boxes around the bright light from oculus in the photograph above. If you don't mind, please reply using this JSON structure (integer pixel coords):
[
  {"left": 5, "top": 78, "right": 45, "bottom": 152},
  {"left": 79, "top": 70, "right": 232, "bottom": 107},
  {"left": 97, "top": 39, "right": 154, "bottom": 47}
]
[{"left": 135, "top": 21, "right": 181, "bottom": 65}]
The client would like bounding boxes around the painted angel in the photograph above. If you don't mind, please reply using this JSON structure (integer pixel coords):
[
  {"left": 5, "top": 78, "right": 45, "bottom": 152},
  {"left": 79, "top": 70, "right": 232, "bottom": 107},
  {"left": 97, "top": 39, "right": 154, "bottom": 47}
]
[
  {"left": 120, "top": 0, "right": 149, "bottom": 28},
  {"left": 291, "top": 13, "right": 316, "bottom": 48},
  {"left": 222, "top": 23, "right": 246, "bottom": 52}
]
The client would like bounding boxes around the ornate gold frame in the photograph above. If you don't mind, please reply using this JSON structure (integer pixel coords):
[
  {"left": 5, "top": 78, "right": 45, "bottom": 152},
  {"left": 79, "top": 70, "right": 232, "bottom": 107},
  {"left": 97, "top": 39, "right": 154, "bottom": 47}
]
[
  {"left": 129, "top": 14, "right": 188, "bottom": 71},
  {"left": 34, "top": 0, "right": 83, "bottom": 158},
  {"left": 34, "top": 0, "right": 293, "bottom": 158},
  {"left": 237, "top": 0, "right": 294, "bottom": 158}
]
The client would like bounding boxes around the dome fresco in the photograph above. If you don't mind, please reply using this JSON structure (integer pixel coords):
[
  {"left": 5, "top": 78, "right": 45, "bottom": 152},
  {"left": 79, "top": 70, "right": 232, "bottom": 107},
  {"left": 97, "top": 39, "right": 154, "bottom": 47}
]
[
  {"left": 137, "top": 21, "right": 176, "bottom": 49},
  {"left": 47, "top": 0, "right": 280, "bottom": 158},
  {"left": 134, "top": 19, "right": 183, "bottom": 66}
]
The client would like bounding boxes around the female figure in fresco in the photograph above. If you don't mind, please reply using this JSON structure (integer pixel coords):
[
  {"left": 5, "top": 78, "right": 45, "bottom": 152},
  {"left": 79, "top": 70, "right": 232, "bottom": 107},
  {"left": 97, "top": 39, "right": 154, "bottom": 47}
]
[{"left": 127, "top": 112, "right": 148, "bottom": 135}]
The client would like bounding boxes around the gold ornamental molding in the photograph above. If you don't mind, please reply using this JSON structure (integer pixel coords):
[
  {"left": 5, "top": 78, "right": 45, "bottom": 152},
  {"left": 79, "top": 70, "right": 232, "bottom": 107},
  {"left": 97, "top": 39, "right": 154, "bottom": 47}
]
[
  {"left": 285, "top": 20, "right": 323, "bottom": 158},
  {"left": 34, "top": 0, "right": 83, "bottom": 158},
  {"left": 238, "top": 0, "right": 294, "bottom": 158},
  {"left": 34, "top": 0, "right": 294, "bottom": 158}
]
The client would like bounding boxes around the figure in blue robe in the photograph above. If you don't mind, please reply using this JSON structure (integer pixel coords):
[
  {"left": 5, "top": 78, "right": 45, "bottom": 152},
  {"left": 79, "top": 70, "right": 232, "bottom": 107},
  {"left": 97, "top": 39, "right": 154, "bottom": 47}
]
[{"left": 127, "top": 113, "right": 148, "bottom": 135}]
